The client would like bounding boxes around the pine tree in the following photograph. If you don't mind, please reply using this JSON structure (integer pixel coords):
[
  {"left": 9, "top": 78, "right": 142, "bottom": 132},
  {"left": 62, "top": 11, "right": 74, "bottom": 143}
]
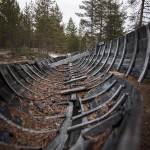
[
  {"left": 77, "top": 0, "right": 125, "bottom": 44},
  {"left": 34, "top": 0, "right": 55, "bottom": 51},
  {"left": 104, "top": 1, "right": 125, "bottom": 41},
  {"left": 22, "top": 1, "right": 35, "bottom": 47},
  {"left": 0, "top": 0, "right": 22, "bottom": 48},
  {"left": 94, "top": 0, "right": 107, "bottom": 41},
  {"left": 49, "top": 4, "right": 65, "bottom": 52},
  {"left": 78, "top": 20, "right": 87, "bottom": 51},
  {"left": 66, "top": 18, "right": 77, "bottom": 35},
  {"left": 34, "top": 0, "right": 65, "bottom": 53},
  {"left": 76, "top": 0, "right": 96, "bottom": 37},
  {"left": 66, "top": 18, "right": 79, "bottom": 52}
]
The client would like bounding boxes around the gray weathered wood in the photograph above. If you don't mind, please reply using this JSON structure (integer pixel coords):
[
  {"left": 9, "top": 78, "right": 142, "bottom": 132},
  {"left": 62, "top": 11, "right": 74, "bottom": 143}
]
[
  {"left": 93, "top": 41, "right": 112, "bottom": 76},
  {"left": 125, "top": 30, "right": 138, "bottom": 77},
  {"left": 106, "top": 38, "right": 120, "bottom": 73},
  {"left": 64, "top": 76, "right": 87, "bottom": 84},
  {"left": 138, "top": 25, "right": 150, "bottom": 82},
  {"left": 117, "top": 35, "right": 127, "bottom": 70},
  {"left": 60, "top": 86, "right": 86, "bottom": 95}
]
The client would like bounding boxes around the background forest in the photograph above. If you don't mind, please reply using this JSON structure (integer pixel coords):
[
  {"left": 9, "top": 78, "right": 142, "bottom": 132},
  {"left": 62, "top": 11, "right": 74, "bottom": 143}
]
[{"left": 0, "top": 0, "right": 150, "bottom": 54}]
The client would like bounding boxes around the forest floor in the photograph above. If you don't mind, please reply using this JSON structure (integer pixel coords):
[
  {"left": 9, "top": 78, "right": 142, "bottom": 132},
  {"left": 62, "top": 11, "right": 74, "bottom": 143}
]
[
  {"left": 112, "top": 72, "right": 150, "bottom": 150},
  {"left": 0, "top": 49, "right": 41, "bottom": 64},
  {"left": 0, "top": 48, "right": 52, "bottom": 64}
]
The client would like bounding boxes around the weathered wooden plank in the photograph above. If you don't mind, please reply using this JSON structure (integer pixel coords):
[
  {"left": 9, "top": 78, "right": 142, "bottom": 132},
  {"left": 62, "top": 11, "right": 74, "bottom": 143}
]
[
  {"left": 64, "top": 76, "right": 87, "bottom": 84},
  {"left": 60, "top": 86, "right": 86, "bottom": 95}
]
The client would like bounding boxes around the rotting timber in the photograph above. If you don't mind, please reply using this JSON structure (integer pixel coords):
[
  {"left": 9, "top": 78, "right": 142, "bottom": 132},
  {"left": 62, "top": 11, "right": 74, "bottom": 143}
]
[{"left": 0, "top": 23, "right": 150, "bottom": 150}]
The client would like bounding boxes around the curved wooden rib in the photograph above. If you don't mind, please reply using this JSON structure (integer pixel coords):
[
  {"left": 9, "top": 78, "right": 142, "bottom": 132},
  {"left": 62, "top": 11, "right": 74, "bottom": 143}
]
[
  {"left": 138, "top": 25, "right": 150, "bottom": 82},
  {"left": 82, "top": 80, "right": 117, "bottom": 104},
  {"left": 125, "top": 30, "right": 138, "bottom": 77},
  {"left": 72, "top": 85, "right": 124, "bottom": 121},
  {"left": 106, "top": 38, "right": 120, "bottom": 73},
  {"left": 93, "top": 41, "right": 112, "bottom": 76},
  {"left": 117, "top": 35, "right": 127, "bottom": 71},
  {"left": 87, "top": 44, "right": 106, "bottom": 74},
  {"left": 67, "top": 93, "right": 127, "bottom": 132}
]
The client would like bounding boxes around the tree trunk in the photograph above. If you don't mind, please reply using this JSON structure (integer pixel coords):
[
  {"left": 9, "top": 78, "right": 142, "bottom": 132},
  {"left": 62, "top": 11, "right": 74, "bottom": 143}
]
[{"left": 139, "top": 0, "right": 145, "bottom": 27}]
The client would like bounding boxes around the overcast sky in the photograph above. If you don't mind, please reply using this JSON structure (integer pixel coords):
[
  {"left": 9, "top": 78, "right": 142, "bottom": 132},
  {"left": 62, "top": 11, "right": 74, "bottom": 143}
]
[{"left": 17, "top": 0, "right": 82, "bottom": 26}]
